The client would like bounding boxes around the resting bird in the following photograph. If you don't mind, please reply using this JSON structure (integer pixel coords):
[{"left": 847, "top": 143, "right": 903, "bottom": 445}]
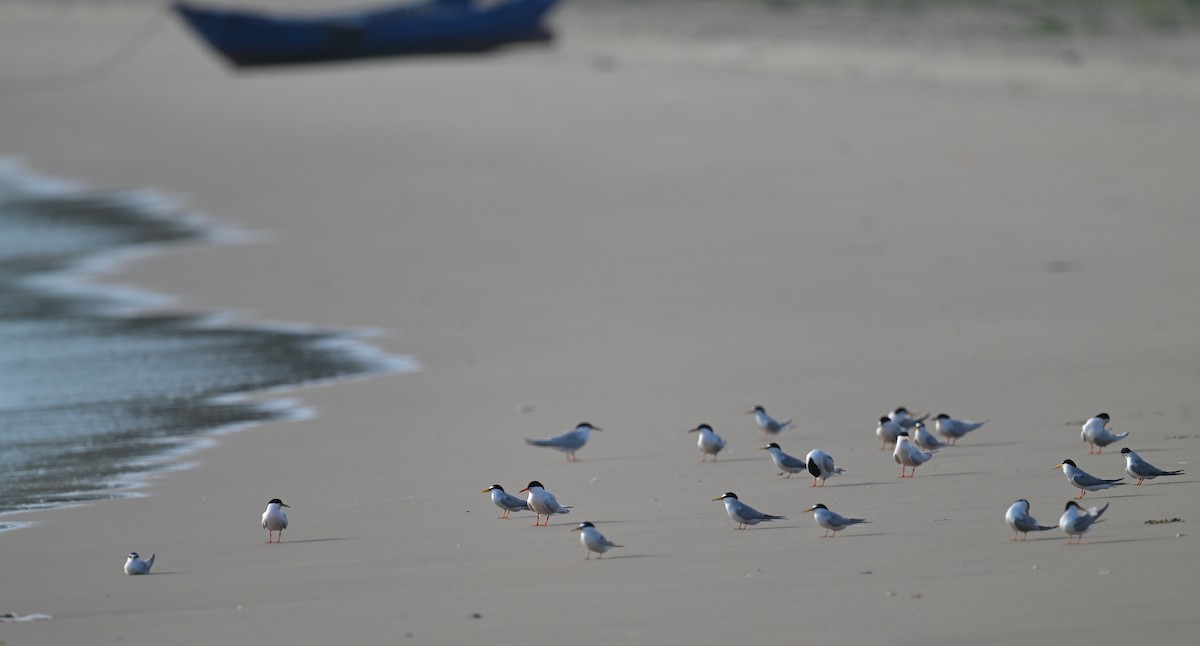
[
  {"left": 1055, "top": 459, "right": 1124, "bottom": 498},
  {"left": 876, "top": 416, "right": 903, "bottom": 450},
  {"left": 481, "top": 484, "right": 530, "bottom": 519},
  {"left": 525, "top": 422, "right": 601, "bottom": 462},
  {"left": 748, "top": 405, "right": 793, "bottom": 437},
  {"left": 894, "top": 431, "right": 935, "bottom": 477},
  {"left": 124, "top": 552, "right": 155, "bottom": 575},
  {"left": 1059, "top": 501, "right": 1109, "bottom": 544},
  {"left": 1120, "top": 447, "right": 1183, "bottom": 485},
  {"left": 519, "top": 481, "right": 571, "bottom": 526},
  {"left": 1081, "top": 413, "right": 1128, "bottom": 454},
  {"left": 1005, "top": 499, "right": 1055, "bottom": 541},
  {"left": 760, "top": 442, "right": 805, "bottom": 478},
  {"left": 262, "top": 498, "right": 290, "bottom": 544},
  {"left": 888, "top": 407, "right": 928, "bottom": 430},
  {"left": 571, "top": 522, "right": 622, "bottom": 559},
  {"left": 688, "top": 423, "right": 726, "bottom": 463},
  {"left": 934, "top": 413, "right": 987, "bottom": 445},
  {"left": 911, "top": 421, "right": 946, "bottom": 451},
  {"left": 804, "top": 448, "right": 846, "bottom": 487},
  {"left": 712, "top": 492, "right": 784, "bottom": 529},
  {"left": 803, "top": 503, "right": 867, "bottom": 538}
]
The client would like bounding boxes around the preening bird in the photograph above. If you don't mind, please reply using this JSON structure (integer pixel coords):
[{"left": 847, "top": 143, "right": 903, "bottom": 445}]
[
  {"left": 804, "top": 449, "right": 846, "bottom": 487},
  {"left": 1005, "top": 499, "right": 1055, "bottom": 541},
  {"left": 1081, "top": 413, "right": 1128, "bottom": 454},
  {"left": 1059, "top": 500, "right": 1109, "bottom": 544}
]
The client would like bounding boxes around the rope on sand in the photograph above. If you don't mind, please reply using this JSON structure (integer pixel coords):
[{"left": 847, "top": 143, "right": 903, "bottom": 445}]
[{"left": 0, "top": 6, "right": 168, "bottom": 97}]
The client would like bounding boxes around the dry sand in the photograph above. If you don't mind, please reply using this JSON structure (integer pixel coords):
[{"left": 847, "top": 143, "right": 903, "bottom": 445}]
[{"left": 2, "top": 1, "right": 1199, "bottom": 644}]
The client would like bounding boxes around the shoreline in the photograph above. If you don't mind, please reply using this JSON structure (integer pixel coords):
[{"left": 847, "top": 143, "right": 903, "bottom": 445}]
[
  {"left": 2, "top": 1, "right": 1198, "bottom": 644},
  {"left": 0, "top": 159, "right": 416, "bottom": 523}
]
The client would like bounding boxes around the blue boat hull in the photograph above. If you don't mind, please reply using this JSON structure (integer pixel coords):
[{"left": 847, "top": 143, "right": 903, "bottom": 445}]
[{"left": 174, "top": 0, "right": 560, "bottom": 67}]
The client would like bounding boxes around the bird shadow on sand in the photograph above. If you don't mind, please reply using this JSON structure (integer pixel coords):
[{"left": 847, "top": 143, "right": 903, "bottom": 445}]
[
  {"left": 273, "top": 537, "right": 352, "bottom": 544},
  {"left": 809, "top": 531, "right": 887, "bottom": 539},
  {"left": 1079, "top": 536, "right": 1177, "bottom": 546},
  {"left": 948, "top": 441, "right": 1017, "bottom": 449},
  {"left": 1130, "top": 479, "right": 1194, "bottom": 488},
  {"left": 584, "top": 554, "right": 655, "bottom": 561},
  {"left": 731, "top": 523, "right": 792, "bottom": 531},
  {"left": 706, "top": 457, "right": 768, "bottom": 464},
  {"left": 913, "top": 471, "right": 978, "bottom": 478},
  {"left": 1078, "top": 492, "right": 1149, "bottom": 500}
]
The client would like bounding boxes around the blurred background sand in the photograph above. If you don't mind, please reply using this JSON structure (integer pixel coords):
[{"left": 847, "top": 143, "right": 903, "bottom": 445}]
[{"left": 1, "top": 1, "right": 1198, "bottom": 644}]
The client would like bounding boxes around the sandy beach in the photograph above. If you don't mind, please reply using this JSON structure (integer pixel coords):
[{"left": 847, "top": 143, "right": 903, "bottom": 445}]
[{"left": 2, "top": 0, "right": 1199, "bottom": 643}]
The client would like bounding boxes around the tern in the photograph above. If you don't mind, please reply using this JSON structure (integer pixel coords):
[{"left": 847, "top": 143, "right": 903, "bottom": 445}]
[
  {"left": 1120, "top": 447, "right": 1183, "bottom": 485},
  {"left": 571, "top": 522, "right": 622, "bottom": 559},
  {"left": 803, "top": 503, "right": 867, "bottom": 537},
  {"left": 1081, "top": 413, "right": 1128, "bottom": 454},
  {"left": 520, "top": 481, "right": 571, "bottom": 526},
  {"left": 688, "top": 424, "right": 726, "bottom": 463},
  {"left": 1055, "top": 459, "right": 1124, "bottom": 498},
  {"left": 804, "top": 449, "right": 846, "bottom": 487},
  {"left": 262, "top": 498, "right": 291, "bottom": 543},
  {"left": 481, "top": 484, "right": 530, "bottom": 519},
  {"left": 894, "top": 431, "right": 935, "bottom": 477},
  {"left": 525, "top": 422, "right": 602, "bottom": 462},
  {"left": 1059, "top": 500, "right": 1109, "bottom": 544},
  {"left": 876, "top": 416, "right": 903, "bottom": 450},
  {"left": 748, "top": 406, "right": 793, "bottom": 437},
  {"left": 889, "top": 407, "right": 929, "bottom": 430},
  {"left": 712, "top": 492, "right": 784, "bottom": 529},
  {"left": 911, "top": 421, "right": 946, "bottom": 451},
  {"left": 934, "top": 414, "right": 987, "bottom": 445},
  {"left": 1005, "top": 499, "right": 1055, "bottom": 541},
  {"left": 124, "top": 552, "right": 155, "bottom": 575},
  {"left": 760, "top": 442, "right": 805, "bottom": 478}
]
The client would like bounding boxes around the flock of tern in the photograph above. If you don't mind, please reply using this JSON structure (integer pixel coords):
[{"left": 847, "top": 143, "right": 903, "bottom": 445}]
[
  {"left": 121, "top": 407, "right": 1186, "bottom": 571},
  {"left": 487, "top": 407, "right": 1186, "bottom": 560}
]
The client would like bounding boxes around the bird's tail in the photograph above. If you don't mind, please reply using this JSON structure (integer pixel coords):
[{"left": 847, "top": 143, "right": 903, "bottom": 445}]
[
  {"left": 1163, "top": 469, "right": 1185, "bottom": 476},
  {"left": 1035, "top": 524, "right": 1055, "bottom": 532},
  {"left": 1112, "top": 431, "right": 1130, "bottom": 441},
  {"left": 765, "top": 514, "right": 786, "bottom": 520},
  {"left": 559, "top": 508, "right": 571, "bottom": 514},
  {"left": 1089, "top": 503, "right": 1110, "bottom": 519},
  {"left": 781, "top": 418, "right": 794, "bottom": 429},
  {"left": 833, "top": 467, "right": 847, "bottom": 474},
  {"left": 146, "top": 554, "right": 155, "bottom": 569},
  {"left": 525, "top": 438, "right": 552, "bottom": 447}
]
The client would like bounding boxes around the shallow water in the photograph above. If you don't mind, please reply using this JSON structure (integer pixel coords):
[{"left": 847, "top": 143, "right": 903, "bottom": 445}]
[{"left": 0, "top": 160, "right": 414, "bottom": 524}]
